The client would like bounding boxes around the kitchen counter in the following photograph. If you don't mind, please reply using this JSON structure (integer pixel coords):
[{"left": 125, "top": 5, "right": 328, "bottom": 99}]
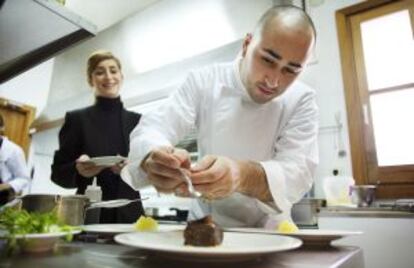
[
  {"left": 0, "top": 240, "right": 363, "bottom": 268},
  {"left": 320, "top": 206, "right": 414, "bottom": 218},
  {"left": 319, "top": 211, "right": 414, "bottom": 268}
]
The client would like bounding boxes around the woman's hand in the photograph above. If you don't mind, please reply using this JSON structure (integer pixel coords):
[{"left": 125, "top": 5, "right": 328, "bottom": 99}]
[
  {"left": 75, "top": 154, "right": 105, "bottom": 178},
  {"left": 110, "top": 160, "right": 127, "bottom": 175}
]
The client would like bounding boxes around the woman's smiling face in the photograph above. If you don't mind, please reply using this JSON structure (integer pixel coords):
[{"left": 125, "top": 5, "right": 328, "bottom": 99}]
[{"left": 90, "top": 59, "right": 123, "bottom": 98}]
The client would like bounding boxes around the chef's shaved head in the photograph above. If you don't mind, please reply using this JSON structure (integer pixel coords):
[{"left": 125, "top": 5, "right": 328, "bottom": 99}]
[
  {"left": 239, "top": 5, "right": 316, "bottom": 104},
  {"left": 254, "top": 5, "right": 316, "bottom": 42}
]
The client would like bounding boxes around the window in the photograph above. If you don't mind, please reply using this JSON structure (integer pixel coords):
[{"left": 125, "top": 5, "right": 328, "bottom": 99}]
[{"left": 336, "top": 0, "right": 414, "bottom": 198}]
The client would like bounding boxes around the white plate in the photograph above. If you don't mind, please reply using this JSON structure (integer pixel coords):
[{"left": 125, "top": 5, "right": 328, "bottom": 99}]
[
  {"left": 82, "top": 224, "right": 185, "bottom": 235},
  {"left": 0, "top": 230, "right": 81, "bottom": 253},
  {"left": 84, "top": 156, "right": 126, "bottom": 166},
  {"left": 114, "top": 230, "right": 302, "bottom": 262},
  {"left": 226, "top": 228, "right": 363, "bottom": 246},
  {"left": 14, "top": 230, "right": 81, "bottom": 239},
  {"left": 0, "top": 229, "right": 81, "bottom": 239}
]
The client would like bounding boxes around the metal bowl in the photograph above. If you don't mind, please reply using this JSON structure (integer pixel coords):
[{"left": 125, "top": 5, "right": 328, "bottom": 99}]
[
  {"left": 292, "top": 198, "right": 326, "bottom": 227},
  {"left": 350, "top": 185, "right": 377, "bottom": 207}
]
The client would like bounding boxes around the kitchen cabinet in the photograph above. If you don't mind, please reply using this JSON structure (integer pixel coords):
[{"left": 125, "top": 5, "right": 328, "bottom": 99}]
[
  {"left": 319, "top": 209, "right": 414, "bottom": 268},
  {"left": 0, "top": 97, "right": 35, "bottom": 157}
]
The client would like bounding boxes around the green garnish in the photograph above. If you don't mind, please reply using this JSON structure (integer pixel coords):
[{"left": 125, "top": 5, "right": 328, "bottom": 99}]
[{"left": 0, "top": 207, "right": 79, "bottom": 254}]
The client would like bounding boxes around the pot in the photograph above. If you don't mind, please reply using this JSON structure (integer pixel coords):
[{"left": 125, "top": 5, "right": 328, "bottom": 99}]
[
  {"left": 15, "top": 194, "right": 143, "bottom": 225},
  {"left": 291, "top": 198, "right": 326, "bottom": 227},
  {"left": 350, "top": 185, "right": 376, "bottom": 207}
]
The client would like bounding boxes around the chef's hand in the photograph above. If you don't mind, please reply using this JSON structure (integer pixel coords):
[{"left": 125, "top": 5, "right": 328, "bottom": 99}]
[
  {"left": 141, "top": 146, "right": 191, "bottom": 194},
  {"left": 0, "top": 183, "right": 15, "bottom": 203},
  {"left": 183, "top": 155, "right": 272, "bottom": 201},
  {"left": 76, "top": 154, "right": 105, "bottom": 178},
  {"left": 0, "top": 183, "right": 12, "bottom": 192},
  {"left": 185, "top": 155, "right": 242, "bottom": 200}
]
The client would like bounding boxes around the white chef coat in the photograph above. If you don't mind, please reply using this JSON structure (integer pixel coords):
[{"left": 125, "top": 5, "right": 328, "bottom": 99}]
[
  {"left": 124, "top": 58, "right": 318, "bottom": 228},
  {"left": 0, "top": 137, "right": 30, "bottom": 193}
]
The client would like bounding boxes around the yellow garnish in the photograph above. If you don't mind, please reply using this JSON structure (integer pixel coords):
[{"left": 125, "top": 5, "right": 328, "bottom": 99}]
[
  {"left": 134, "top": 216, "right": 158, "bottom": 231},
  {"left": 277, "top": 220, "right": 299, "bottom": 233}
]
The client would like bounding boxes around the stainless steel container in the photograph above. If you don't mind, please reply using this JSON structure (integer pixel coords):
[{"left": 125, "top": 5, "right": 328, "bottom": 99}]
[
  {"left": 16, "top": 194, "right": 141, "bottom": 225},
  {"left": 291, "top": 198, "right": 326, "bottom": 227},
  {"left": 350, "top": 185, "right": 376, "bottom": 207},
  {"left": 19, "top": 194, "right": 90, "bottom": 225}
]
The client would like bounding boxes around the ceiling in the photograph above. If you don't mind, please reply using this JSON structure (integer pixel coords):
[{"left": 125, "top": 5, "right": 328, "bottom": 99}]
[{"left": 64, "top": 0, "right": 160, "bottom": 32}]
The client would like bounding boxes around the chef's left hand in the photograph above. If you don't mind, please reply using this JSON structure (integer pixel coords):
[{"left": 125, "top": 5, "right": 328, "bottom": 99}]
[
  {"left": 0, "top": 183, "right": 12, "bottom": 192},
  {"left": 188, "top": 155, "right": 242, "bottom": 199}
]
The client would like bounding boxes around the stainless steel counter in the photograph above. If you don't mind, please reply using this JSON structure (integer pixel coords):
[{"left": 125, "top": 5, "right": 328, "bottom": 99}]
[
  {"left": 0, "top": 240, "right": 363, "bottom": 268},
  {"left": 320, "top": 206, "right": 414, "bottom": 218}
]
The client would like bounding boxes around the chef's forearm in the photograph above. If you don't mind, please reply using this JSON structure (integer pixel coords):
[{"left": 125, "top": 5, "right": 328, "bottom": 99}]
[{"left": 237, "top": 160, "right": 273, "bottom": 202}]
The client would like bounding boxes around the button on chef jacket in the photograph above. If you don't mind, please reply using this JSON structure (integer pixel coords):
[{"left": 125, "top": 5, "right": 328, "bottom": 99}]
[{"left": 124, "top": 58, "right": 319, "bottom": 228}]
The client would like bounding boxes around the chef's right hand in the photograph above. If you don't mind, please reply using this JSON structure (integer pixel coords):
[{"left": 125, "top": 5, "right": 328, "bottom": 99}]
[
  {"left": 76, "top": 154, "right": 105, "bottom": 178},
  {"left": 141, "top": 146, "right": 191, "bottom": 194}
]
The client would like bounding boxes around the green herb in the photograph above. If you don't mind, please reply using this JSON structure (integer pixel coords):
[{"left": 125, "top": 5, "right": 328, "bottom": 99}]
[{"left": 0, "top": 207, "right": 79, "bottom": 254}]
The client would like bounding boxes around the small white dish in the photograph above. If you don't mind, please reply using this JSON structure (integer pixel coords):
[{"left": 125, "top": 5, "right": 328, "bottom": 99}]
[
  {"left": 114, "top": 230, "right": 302, "bottom": 262},
  {"left": 84, "top": 156, "right": 127, "bottom": 167},
  {"left": 0, "top": 230, "right": 81, "bottom": 253}
]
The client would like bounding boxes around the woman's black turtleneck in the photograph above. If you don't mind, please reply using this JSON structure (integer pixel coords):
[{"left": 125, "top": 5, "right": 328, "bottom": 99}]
[
  {"left": 93, "top": 96, "right": 127, "bottom": 223},
  {"left": 94, "top": 96, "right": 127, "bottom": 157}
]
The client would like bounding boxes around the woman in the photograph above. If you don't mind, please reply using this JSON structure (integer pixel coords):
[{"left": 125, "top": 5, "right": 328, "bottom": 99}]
[{"left": 51, "top": 50, "right": 144, "bottom": 223}]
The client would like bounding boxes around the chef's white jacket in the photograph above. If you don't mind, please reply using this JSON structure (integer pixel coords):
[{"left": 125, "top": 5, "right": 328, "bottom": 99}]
[
  {"left": 0, "top": 137, "right": 30, "bottom": 193},
  {"left": 124, "top": 59, "right": 318, "bottom": 228}
]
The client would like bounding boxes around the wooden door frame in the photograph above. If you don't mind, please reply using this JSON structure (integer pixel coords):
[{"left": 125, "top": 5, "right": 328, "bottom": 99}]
[{"left": 336, "top": 0, "right": 414, "bottom": 198}]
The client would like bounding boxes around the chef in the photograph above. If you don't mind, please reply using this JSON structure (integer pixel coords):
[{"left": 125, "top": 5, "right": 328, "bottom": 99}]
[
  {"left": 0, "top": 114, "right": 30, "bottom": 205},
  {"left": 123, "top": 5, "right": 318, "bottom": 228}
]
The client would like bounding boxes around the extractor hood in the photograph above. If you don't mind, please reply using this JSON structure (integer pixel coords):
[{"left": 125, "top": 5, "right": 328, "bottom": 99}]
[{"left": 0, "top": 0, "right": 97, "bottom": 83}]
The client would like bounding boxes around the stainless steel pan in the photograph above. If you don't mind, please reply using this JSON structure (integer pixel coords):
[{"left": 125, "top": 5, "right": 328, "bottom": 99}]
[{"left": 10, "top": 194, "right": 146, "bottom": 225}]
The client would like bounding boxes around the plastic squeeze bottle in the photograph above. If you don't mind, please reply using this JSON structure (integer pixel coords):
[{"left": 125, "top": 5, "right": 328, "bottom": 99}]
[
  {"left": 84, "top": 177, "right": 102, "bottom": 224},
  {"left": 85, "top": 177, "right": 102, "bottom": 202}
]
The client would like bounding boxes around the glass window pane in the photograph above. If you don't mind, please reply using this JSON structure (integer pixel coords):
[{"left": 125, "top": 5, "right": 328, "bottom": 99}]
[
  {"left": 360, "top": 10, "right": 414, "bottom": 91},
  {"left": 370, "top": 88, "right": 414, "bottom": 166}
]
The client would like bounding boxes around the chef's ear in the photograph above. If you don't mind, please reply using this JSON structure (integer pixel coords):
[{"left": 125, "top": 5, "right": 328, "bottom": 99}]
[{"left": 242, "top": 33, "right": 253, "bottom": 57}]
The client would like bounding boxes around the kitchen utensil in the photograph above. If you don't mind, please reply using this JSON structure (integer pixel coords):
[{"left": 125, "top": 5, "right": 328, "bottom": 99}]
[
  {"left": 291, "top": 198, "right": 326, "bottom": 227},
  {"left": 179, "top": 168, "right": 202, "bottom": 198},
  {"left": 88, "top": 198, "right": 145, "bottom": 209},
  {"left": 15, "top": 194, "right": 148, "bottom": 225},
  {"left": 350, "top": 185, "right": 376, "bottom": 207}
]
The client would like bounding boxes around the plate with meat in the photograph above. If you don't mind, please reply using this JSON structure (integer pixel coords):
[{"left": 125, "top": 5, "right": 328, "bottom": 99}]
[{"left": 114, "top": 216, "right": 302, "bottom": 262}]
